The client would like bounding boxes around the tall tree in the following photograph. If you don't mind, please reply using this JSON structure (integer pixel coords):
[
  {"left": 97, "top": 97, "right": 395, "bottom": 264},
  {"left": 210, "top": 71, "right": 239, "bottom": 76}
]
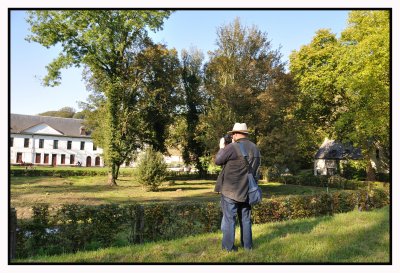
[
  {"left": 336, "top": 10, "right": 390, "bottom": 179},
  {"left": 289, "top": 29, "right": 343, "bottom": 167},
  {"left": 26, "top": 10, "right": 172, "bottom": 186},
  {"left": 289, "top": 11, "right": 390, "bottom": 179},
  {"left": 290, "top": 29, "right": 343, "bottom": 133},
  {"left": 200, "top": 18, "right": 297, "bottom": 171},
  {"left": 180, "top": 48, "right": 207, "bottom": 176},
  {"left": 134, "top": 44, "right": 181, "bottom": 153}
]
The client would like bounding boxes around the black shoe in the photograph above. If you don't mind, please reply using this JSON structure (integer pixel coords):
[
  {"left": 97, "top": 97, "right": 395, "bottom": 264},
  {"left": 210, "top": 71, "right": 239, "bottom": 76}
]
[{"left": 223, "top": 246, "right": 238, "bottom": 252}]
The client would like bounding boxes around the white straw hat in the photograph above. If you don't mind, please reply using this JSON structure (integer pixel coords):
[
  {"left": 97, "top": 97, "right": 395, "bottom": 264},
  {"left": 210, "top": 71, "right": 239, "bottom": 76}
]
[{"left": 227, "top": 123, "right": 250, "bottom": 134}]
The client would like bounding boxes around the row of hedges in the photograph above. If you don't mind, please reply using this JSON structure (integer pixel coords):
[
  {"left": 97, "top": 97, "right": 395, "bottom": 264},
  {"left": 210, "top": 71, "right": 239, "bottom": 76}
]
[
  {"left": 275, "top": 173, "right": 389, "bottom": 190},
  {"left": 10, "top": 168, "right": 110, "bottom": 177},
  {"left": 14, "top": 187, "right": 389, "bottom": 259},
  {"left": 10, "top": 168, "right": 217, "bottom": 181}
]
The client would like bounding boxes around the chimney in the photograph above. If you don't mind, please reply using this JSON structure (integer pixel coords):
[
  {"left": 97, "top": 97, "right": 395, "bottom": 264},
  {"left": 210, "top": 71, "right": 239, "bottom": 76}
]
[{"left": 80, "top": 126, "right": 86, "bottom": 136}]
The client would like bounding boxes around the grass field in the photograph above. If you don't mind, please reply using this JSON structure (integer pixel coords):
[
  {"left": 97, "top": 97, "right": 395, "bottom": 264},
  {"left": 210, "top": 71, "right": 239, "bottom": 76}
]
[
  {"left": 10, "top": 175, "right": 348, "bottom": 219},
  {"left": 14, "top": 206, "right": 390, "bottom": 263}
]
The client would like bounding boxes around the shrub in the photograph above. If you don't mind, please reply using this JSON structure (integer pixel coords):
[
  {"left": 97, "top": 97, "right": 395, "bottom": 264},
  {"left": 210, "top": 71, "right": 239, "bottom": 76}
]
[
  {"left": 13, "top": 189, "right": 389, "bottom": 259},
  {"left": 331, "top": 191, "right": 357, "bottom": 213},
  {"left": 135, "top": 147, "right": 167, "bottom": 191},
  {"left": 341, "top": 160, "right": 367, "bottom": 180},
  {"left": 263, "top": 166, "right": 281, "bottom": 182}
]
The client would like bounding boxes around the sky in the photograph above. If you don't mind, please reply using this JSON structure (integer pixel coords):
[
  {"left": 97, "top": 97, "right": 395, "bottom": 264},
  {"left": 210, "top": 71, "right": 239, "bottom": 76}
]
[{"left": 10, "top": 9, "right": 350, "bottom": 115}]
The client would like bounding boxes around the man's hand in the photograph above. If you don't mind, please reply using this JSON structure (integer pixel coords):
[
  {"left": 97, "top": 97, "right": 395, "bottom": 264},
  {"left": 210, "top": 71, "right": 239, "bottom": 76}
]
[{"left": 219, "top": 137, "right": 225, "bottom": 149}]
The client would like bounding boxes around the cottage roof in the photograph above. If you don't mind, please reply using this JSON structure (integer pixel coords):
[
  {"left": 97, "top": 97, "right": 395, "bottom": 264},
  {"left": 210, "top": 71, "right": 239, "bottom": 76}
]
[
  {"left": 315, "top": 139, "right": 362, "bottom": 160},
  {"left": 10, "top": 113, "right": 90, "bottom": 138}
]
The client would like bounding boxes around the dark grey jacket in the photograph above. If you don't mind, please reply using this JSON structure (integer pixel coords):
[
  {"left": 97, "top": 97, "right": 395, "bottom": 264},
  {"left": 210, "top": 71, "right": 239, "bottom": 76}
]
[{"left": 214, "top": 138, "right": 261, "bottom": 202}]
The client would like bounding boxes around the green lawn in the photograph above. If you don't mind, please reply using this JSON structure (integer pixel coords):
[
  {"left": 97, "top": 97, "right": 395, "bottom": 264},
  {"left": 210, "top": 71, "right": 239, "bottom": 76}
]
[
  {"left": 15, "top": 206, "right": 390, "bottom": 263},
  {"left": 10, "top": 175, "right": 347, "bottom": 219}
]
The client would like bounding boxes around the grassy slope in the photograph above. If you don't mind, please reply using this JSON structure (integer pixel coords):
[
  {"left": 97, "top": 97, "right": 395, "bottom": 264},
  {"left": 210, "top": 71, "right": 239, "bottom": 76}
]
[{"left": 16, "top": 206, "right": 390, "bottom": 263}]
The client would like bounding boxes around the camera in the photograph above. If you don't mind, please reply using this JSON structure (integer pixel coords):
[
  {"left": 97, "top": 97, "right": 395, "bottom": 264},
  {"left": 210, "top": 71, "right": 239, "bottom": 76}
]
[{"left": 223, "top": 134, "right": 232, "bottom": 145}]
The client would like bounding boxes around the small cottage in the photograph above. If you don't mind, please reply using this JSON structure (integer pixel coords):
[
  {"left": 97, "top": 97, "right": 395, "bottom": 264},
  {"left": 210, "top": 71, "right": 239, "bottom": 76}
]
[{"left": 314, "top": 138, "right": 362, "bottom": 176}]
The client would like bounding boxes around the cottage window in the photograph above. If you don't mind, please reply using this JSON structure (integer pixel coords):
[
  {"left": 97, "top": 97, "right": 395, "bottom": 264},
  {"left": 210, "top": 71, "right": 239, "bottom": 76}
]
[
  {"left": 39, "top": 139, "right": 44, "bottom": 148},
  {"left": 67, "top": 141, "right": 72, "bottom": 150},
  {"left": 70, "top": 154, "right": 75, "bottom": 165},
  {"left": 10, "top": 137, "right": 13, "bottom": 147},
  {"left": 80, "top": 141, "right": 85, "bottom": 150},
  {"left": 93, "top": 144, "right": 97, "bottom": 151},
  {"left": 24, "top": 138, "right": 29, "bottom": 148},
  {"left": 61, "top": 154, "right": 66, "bottom": 164},
  {"left": 53, "top": 140, "right": 58, "bottom": 149}
]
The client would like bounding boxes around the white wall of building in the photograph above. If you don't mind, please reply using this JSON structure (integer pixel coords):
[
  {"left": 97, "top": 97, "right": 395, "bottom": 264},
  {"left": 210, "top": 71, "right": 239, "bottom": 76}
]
[{"left": 10, "top": 133, "right": 104, "bottom": 167}]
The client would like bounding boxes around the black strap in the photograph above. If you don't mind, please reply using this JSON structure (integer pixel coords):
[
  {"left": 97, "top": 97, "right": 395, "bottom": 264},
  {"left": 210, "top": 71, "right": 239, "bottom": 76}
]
[{"left": 237, "top": 142, "right": 253, "bottom": 174}]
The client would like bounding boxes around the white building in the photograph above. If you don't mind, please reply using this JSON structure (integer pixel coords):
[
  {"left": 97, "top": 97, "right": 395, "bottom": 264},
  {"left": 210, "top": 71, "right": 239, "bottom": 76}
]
[{"left": 10, "top": 113, "right": 104, "bottom": 167}]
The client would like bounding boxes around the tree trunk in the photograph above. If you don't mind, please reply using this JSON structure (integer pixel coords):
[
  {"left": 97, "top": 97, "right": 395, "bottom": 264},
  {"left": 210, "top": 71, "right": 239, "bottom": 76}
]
[
  {"left": 106, "top": 84, "right": 119, "bottom": 187},
  {"left": 366, "top": 160, "right": 376, "bottom": 181},
  {"left": 108, "top": 163, "right": 118, "bottom": 186}
]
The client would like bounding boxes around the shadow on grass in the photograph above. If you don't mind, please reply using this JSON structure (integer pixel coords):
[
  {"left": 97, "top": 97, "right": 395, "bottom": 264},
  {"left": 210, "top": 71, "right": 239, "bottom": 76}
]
[
  {"left": 156, "top": 186, "right": 211, "bottom": 192},
  {"left": 320, "top": 208, "right": 389, "bottom": 263},
  {"left": 225, "top": 207, "right": 390, "bottom": 263},
  {"left": 258, "top": 183, "right": 330, "bottom": 198}
]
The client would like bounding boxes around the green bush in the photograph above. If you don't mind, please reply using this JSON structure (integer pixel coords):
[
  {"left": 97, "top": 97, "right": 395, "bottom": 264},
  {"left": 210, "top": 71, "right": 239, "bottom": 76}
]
[
  {"left": 264, "top": 166, "right": 281, "bottom": 182},
  {"left": 14, "top": 187, "right": 389, "bottom": 259},
  {"left": 135, "top": 147, "right": 168, "bottom": 191},
  {"left": 276, "top": 173, "right": 372, "bottom": 190},
  {"left": 10, "top": 168, "right": 109, "bottom": 177},
  {"left": 341, "top": 160, "right": 367, "bottom": 180},
  {"left": 10, "top": 167, "right": 134, "bottom": 177}
]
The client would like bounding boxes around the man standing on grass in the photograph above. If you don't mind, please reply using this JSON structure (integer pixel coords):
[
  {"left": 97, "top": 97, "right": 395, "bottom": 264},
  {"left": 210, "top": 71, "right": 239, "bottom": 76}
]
[{"left": 214, "top": 123, "right": 261, "bottom": 252}]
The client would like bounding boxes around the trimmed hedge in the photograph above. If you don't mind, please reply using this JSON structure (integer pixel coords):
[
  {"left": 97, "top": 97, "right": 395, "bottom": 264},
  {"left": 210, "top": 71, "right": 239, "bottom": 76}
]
[
  {"left": 10, "top": 168, "right": 113, "bottom": 177},
  {"left": 276, "top": 174, "right": 386, "bottom": 190},
  {"left": 10, "top": 168, "right": 217, "bottom": 180},
  {"left": 14, "top": 187, "right": 389, "bottom": 259}
]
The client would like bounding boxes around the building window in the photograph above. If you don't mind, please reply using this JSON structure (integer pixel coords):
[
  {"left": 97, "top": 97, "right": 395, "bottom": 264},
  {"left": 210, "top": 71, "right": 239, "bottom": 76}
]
[
  {"left": 16, "top": 153, "right": 23, "bottom": 163},
  {"left": 86, "top": 156, "right": 92, "bottom": 167},
  {"left": 70, "top": 154, "right": 75, "bottom": 165},
  {"left": 24, "top": 138, "right": 29, "bottom": 148},
  {"left": 61, "top": 154, "right": 66, "bottom": 164},
  {"left": 95, "top": 156, "right": 101, "bottom": 166},
  {"left": 39, "top": 139, "right": 44, "bottom": 148},
  {"left": 53, "top": 140, "right": 58, "bottom": 149},
  {"left": 10, "top": 137, "right": 13, "bottom": 147},
  {"left": 93, "top": 144, "right": 97, "bottom": 151},
  {"left": 80, "top": 141, "right": 85, "bottom": 150},
  {"left": 44, "top": 153, "right": 49, "bottom": 164},
  {"left": 67, "top": 141, "right": 72, "bottom": 150},
  {"left": 52, "top": 154, "right": 57, "bottom": 166},
  {"left": 35, "top": 153, "right": 41, "bottom": 164}
]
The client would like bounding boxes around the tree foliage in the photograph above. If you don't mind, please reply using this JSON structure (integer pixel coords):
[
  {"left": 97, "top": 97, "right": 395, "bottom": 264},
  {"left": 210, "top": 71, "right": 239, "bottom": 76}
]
[
  {"left": 26, "top": 10, "right": 173, "bottom": 185},
  {"left": 38, "top": 107, "right": 76, "bottom": 118},
  {"left": 336, "top": 10, "right": 390, "bottom": 179},
  {"left": 200, "top": 18, "right": 298, "bottom": 170},
  {"left": 133, "top": 44, "right": 181, "bottom": 153},
  {"left": 179, "top": 48, "right": 208, "bottom": 175},
  {"left": 290, "top": 10, "right": 390, "bottom": 179},
  {"left": 135, "top": 146, "right": 167, "bottom": 191}
]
